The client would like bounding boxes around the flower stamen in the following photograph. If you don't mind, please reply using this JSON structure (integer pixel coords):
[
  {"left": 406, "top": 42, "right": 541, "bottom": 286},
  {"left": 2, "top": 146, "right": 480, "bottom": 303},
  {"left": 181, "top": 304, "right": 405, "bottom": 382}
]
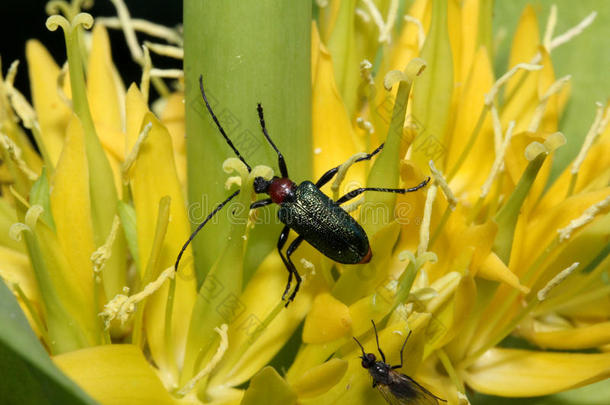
[
  {"left": 418, "top": 184, "right": 437, "bottom": 257},
  {"left": 404, "top": 15, "right": 425, "bottom": 50},
  {"left": 481, "top": 121, "right": 515, "bottom": 198},
  {"left": 122, "top": 122, "right": 152, "bottom": 183},
  {"left": 569, "top": 102, "right": 609, "bottom": 195},
  {"left": 331, "top": 152, "right": 367, "bottom": 198},
  {"left": 0, "top": 133, "right": 39, "bottom": 181},
  {"left": 557, "top": 195, "right": 610, "bottom": 242},
  {"left": 537, "top": 262, "right": 579, "bottom": 301},
  {"left": 90, "top": 215, "right": 121, "bottom": 275},
  {"left": 143, "top": 41, "right": 184, "bottom": 60},
  {"left": 542, "top": 5, "right": 558, "bottom": 50},
  {"left": 100, "top": 266, "right": 175, "bottom": 329},
  {"left": 177, "top": 324, "right": 229, "bottom": 397},
  {"left": 528, "top": 75, "right": 571, "bottom": 133},
  {"left": 97, "top": 17, "right": 183, "bottom": 46}
]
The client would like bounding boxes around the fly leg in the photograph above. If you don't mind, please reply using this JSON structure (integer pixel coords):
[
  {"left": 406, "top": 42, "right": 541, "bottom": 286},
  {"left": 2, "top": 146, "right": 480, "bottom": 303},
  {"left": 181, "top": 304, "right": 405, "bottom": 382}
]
[{"left": 391, "top": 330, "right": 412, "bottom": 370}]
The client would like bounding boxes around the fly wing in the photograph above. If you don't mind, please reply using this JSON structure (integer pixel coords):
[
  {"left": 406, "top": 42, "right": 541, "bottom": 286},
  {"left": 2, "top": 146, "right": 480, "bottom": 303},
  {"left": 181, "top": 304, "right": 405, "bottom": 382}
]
[
  {"left": 379, "top": 371, "right": 446, "bottom": 405},
  {"left": 375, "top": 383, "right": 410, "bottom": 405}
]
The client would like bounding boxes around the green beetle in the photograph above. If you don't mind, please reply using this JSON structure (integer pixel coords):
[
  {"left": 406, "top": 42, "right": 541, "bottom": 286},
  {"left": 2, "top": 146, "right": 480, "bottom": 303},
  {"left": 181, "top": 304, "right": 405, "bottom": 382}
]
[{"left": 175, "top": 76, "right": 430, "bottom": 306}]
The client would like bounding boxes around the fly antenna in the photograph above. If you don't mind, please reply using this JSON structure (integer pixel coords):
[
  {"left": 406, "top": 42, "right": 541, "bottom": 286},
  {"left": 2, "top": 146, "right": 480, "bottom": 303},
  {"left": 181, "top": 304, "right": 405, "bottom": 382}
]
[
  {"left": 199, "top": 75, "right": 252, "bottom": 172},
  {"left": 353, "top": 336, "right": 366, "bottom": 357},
  {"left": 175, "top": 189, "right": 241, "bottom": 272},
  {"left": 371, "top": 320, "right": 386, "bottom": 363}
]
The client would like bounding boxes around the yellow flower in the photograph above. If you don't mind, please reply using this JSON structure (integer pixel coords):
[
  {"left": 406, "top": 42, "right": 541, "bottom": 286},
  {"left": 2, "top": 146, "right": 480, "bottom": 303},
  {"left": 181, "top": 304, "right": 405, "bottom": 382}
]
[{"left": 1, "top": 1, "right": 609, "bottom": 404}]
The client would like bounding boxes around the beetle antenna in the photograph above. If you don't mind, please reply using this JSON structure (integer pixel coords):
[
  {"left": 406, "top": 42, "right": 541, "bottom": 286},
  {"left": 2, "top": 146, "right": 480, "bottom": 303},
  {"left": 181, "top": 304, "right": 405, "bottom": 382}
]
[
  {"left": 175, "top": 189, "right": 241, "bottom": 272},
  {"left": 371, "top": 320, "right": 386, "bottom": 363},
  {"left": 199, "top": 75, "right": 252, "bottom": 172},
  {"left": 353, "top": 336, "right": 367, "bottom": 357},
  {"left": 257, "top": 103, "right": 288, "bottom": 178}
]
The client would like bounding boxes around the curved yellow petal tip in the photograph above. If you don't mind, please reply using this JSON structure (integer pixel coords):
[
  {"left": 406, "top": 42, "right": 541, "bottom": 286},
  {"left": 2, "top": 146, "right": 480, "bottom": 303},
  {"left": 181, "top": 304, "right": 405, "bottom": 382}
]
[
  {"left": 464, "top": 348, "right": 610, "bottom": 397},
  {"left": 303, "top": 293, "right": 352, "bottom": 344},
  {"left": 53, "top": 344, "right": 176, "bottom": 405},
  {"left": 292, "top": 358, "right": 348, "bottom": 398},
  {"left": 241, "top": 366, "right": 297, "bottom": 405}
]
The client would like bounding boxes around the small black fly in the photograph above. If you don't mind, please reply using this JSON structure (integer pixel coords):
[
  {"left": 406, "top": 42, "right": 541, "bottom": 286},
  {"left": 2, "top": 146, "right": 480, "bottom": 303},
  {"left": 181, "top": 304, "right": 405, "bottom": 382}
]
[{"left": 353, "top": 320, "right": 447, "bottom": 405}]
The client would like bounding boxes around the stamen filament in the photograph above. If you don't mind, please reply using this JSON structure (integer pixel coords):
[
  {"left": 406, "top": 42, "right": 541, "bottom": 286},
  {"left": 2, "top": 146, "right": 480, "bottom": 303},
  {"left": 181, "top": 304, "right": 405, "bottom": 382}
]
[
  {"left": 177, "top": 324, "right": 229, "bottom": 397},
  {"left": 481, "top": 121, "right": 515, "bottom": 198},
  {"left": 568, "top": 102, "right": 607, "bottom": 196},
  {"left": 528, "top": 75, "right": 571, "bottom": 133},
  {"left": 437, "top": 349, "right": 465, "bottom": 394},
  {"left": 331, "top": 152, "right": 368, "bottom": 199},
  {"left": 100, "top": 266, "right": 175, "bottom": 329},
  {"left": 537, "top": 262, "right": 579, "bottom": 301},
  {"left": 97, "top": 17, "right": 183, "bottom": 45},
  {"left": 418, "top": 185, "right": 437, "bottom": 257},
  {"left": 542, "top": 5, "right": 558, "bottom": 50},
  {"left": 404, "top": 15, "right": 426, "bottom": 50},
  {"left": 557, "top": 195, "right": 610, "bottom": 242},
  {"left": 122, "top": 122, "right": 152, "bottom": 183},
  {"left": 144, "top": 41, "right": 184, "bottom": 59}
]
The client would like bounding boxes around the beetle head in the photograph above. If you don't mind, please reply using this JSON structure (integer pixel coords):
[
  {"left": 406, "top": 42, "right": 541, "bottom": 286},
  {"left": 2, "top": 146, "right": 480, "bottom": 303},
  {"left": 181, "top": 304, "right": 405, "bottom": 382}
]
[{"left": 253, "top": 176, "right": 272, "bottom": 194}]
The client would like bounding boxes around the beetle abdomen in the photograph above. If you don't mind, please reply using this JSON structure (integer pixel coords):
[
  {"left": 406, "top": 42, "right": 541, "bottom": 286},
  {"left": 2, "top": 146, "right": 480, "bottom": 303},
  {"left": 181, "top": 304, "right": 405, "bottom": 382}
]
[{"left": 278, "top": 181, "right": 370, "bottom": 264}]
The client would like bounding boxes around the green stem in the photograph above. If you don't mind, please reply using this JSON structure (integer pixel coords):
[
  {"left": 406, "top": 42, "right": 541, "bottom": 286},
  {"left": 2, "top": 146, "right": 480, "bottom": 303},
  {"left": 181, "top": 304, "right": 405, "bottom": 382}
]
[{"left": 184, "top": 0, "right": 311, "bottom": 284}]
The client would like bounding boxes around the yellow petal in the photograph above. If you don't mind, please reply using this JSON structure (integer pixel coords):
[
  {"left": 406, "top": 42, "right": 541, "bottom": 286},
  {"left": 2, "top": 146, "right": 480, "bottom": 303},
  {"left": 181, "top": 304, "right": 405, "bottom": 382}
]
[
  {"left": 0, "top": 246, "right": 37, "bottom": 303},
  {"left": 125, "top": 84, "right": 149, "bottom": 153},
  {"left": 292, "top": 358, "right": 348, "bottom": 398},
  {"left": 131, "top": 113, "right": 196, "bottom": 379},
  {"left": 511, "top": 187, "right": 610, "bottom": 275},
  {"left": 311, "top": 37, "right": 363, "bottom": 194},
  {"left": 241, "top": 366, "right": 296, "bottom": 405},
  {"left": 303, "top": 293, "right": 352, "bottom": 344},
  {"left": 53, "top": 344, "right": 177, "bottom": 405},
  {"left": 478, "top": 252, "right": 529, "bottom": 294},
  {"left": 463, "top": 348, "right": 610, "bottom": 397},
  {"left": 526, "top": 321, "right": 610, "bottom": 350},
  {"left": 209, "top": 250, "right": 318, "bottom": 388},
  {"left": 25, "top": 40, "right": 71, "bottom": 165},
  {"left": 506, "top": 5, "right": 540, "bottom": 96},
  {"left": 50, "top": 115, "right": 96, "bottom": 302},
  {"left": 447, "top": 47, "right": 494, "bottom": 201},
  {"left": 160, "top": 92, "right": 187, "bottom": 185},
  {"left": 458, "top": 0, "right": 482, "bottom": 84},
  {"left": 87, "top": 24, "right": 124, "bottom": 161}
]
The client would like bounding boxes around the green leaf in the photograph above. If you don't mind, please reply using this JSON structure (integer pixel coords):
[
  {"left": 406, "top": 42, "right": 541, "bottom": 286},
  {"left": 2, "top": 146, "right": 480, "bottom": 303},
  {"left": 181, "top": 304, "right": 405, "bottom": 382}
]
[{"left": 0, "top": 278, "right": 97, "bottom": 404}]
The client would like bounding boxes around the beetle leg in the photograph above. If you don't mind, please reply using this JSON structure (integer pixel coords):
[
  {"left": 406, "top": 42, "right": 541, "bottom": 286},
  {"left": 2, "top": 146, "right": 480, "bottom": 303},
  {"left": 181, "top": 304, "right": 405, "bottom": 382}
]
[
  {"left": 284, "top": 235, "right": 304, "bottom": 305},
  {"left": 335, "top": 177, "right": 431, "bottom": 205},
  {"left": 277, "top": 226, "right": 294, "bottom": 300},
  {"left": 257, "top": 104, "right": 289, "bottom": 178},
  {"left": 315, "top": 143, "right": 385, "bottom": 188},
  {"left": 250, "top": 198, "right": 272, "bottom": 209}
]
